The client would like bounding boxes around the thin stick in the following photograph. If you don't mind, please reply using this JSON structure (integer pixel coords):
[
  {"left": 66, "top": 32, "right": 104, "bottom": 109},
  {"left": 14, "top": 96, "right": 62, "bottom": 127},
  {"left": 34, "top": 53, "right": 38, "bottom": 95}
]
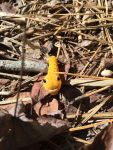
[
  {"left": 67, "top": 112, "right": 113, "bottom": 119},
  {"left": 79, "top": 95, "right": 112, "bottom": 125},
  {"left": 55, "top": 71, "right": 113, "bottom": 80},
  {"left": 69, "top": 119, "right": 113, "bottom": 132},
  {"left": 14, "top": 26, "right": 26, "bottom": 117},
  {"left": 69, "top": 86, "right": 110, "bottom": 104},
  {"left": 80, "top": 45, "right": 102, "bottom": 74},
  {"left": 73, "top": 137, "right": 91, "bottom": 144},
  {"left": 0, "top": 97, "right": 31, "bottom": 105}
]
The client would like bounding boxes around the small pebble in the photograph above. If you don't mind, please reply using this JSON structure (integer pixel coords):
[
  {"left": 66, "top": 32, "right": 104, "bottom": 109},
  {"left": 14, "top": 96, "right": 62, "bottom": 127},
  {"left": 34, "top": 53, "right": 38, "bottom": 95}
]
[{"left": 101, "top": 69, "right": 113, "bottom": 77}]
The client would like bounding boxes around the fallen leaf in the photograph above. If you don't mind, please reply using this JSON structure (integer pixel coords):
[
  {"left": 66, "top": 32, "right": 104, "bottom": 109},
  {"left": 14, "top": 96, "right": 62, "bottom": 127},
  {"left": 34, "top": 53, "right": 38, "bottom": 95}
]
[
  {"left": 80, "top": 124, "right": 113, "bottom": 150},
  {"left": 0, "top": 2, "right": 17, "bottom": 14},
  {"left": 34, "top": 98, "right": 64, "bottom": 116},
  {"left": 0, "top": 104, "right": 70, "bottom": 149},
  {"left": 42, "top": 40, "right": 54, "bottom": 54},
  {"left": 77, "top": 40, "right": 92, "bottom": 47},
  {"left": 0, "top": 78, "right": 10, "bottom": 88},
  {"left": 61, "top": 85, "right": 90, "bottom": 112},
  {"left": 31, "top": 76, "right": 49, "bottom": 104}
]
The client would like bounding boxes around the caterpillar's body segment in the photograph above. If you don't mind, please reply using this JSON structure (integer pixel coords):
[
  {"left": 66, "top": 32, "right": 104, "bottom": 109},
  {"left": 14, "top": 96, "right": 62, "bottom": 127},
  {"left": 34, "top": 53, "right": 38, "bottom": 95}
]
[{"left": 43, "top": 56, "right": 61, "bottom": 95}]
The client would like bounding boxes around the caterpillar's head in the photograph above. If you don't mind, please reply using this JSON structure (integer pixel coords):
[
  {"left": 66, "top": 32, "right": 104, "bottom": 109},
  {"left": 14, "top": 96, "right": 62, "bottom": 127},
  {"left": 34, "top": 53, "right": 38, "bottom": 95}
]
[{"left": 43, "top": 73, "right": 61, "bottom": 95}]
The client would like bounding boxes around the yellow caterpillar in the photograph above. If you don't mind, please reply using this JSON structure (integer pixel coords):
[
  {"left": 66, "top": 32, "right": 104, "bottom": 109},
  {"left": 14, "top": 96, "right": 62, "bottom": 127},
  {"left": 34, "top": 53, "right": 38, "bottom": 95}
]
[{"left": 43, "top": 56, "right": 61, "bottom": 95}]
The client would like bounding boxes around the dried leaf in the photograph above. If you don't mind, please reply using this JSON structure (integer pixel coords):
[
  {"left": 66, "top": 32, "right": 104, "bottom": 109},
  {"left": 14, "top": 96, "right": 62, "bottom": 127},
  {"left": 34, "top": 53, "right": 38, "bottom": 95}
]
[
  {"left": 61, "top": 85, "right": 89, "bottom": 112},
  {"left": 31, "top": 77, "right": 49, "bottom": 104},
  {"left": 42, "top": 40, "right": 54, "bottom": 54},
  {"left": 77, "top": 40, "right": 92, "bottom": 47},
  {"left": 34, "top": 98, "right": 63, "bottom": 116},
  {"left": 81, "top": 124, "right": 113, "bottom": 150},
  {"left": 0, "top": 104, "right": 70, "bottom": 149},
  {"left": 0, "top": 2, "right": 17, "bottom": 14},
  {"left": 0, "top": 78, "right": 9, "bottom": 88}
]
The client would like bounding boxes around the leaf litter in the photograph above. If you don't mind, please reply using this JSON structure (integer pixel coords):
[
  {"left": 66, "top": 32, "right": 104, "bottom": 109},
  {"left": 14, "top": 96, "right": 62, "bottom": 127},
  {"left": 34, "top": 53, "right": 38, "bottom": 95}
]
[{"left": 1, "top": 0, "right": 113, "bottom": 150}]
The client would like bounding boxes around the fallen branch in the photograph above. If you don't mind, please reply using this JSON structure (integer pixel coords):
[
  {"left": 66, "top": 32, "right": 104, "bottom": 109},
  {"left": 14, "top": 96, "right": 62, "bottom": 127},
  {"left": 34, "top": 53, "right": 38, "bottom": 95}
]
[
  {"left": 0, "top": 60, "right": 47, "bottom": 73},
  {"left": 70, "top": 78, "right": 113, "bottom": 87}
]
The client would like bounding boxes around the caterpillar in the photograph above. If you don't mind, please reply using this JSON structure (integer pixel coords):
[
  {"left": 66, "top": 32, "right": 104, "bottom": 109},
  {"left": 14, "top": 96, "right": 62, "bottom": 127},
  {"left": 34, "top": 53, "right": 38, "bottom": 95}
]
[{"left": 43, "top": 56, "right": 61, "bottom": 95}]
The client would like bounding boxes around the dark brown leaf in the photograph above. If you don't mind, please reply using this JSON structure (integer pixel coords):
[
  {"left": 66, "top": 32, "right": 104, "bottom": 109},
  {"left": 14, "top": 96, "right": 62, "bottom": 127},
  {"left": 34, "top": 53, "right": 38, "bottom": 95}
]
[
  {"left": 0, "top": 102, "right": 70, "bottom": 149},
  {"left": 31, "top": 76, "right": 49, "bottom": 104},
  {"left": 0, "top": 2, "right": 17, "bottom": 14},
  {"left": 80, "top": 124, "right": 113, "bottom": 150},
  {"left": 34, "top": 98, "right": 64, "bottom": 116}
]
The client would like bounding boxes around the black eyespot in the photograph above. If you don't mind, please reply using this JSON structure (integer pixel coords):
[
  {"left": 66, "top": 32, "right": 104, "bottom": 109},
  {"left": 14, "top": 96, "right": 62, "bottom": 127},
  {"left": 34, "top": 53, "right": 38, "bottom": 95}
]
[
  {"left": 57, "top": 77, "right": 60, "bottom": 81},
  {"left": 43, "top": 79, "right": 46, "bottom": 83}
]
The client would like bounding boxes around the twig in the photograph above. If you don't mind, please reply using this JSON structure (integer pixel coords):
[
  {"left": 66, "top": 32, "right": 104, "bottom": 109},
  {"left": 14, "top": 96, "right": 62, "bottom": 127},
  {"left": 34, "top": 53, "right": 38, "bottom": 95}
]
[
  {"left": 69, "top": 119, "right": 113, "bottom": 132},
  {"left": 0, "top": 60, "right": 47, "bottom": 73},
  {"left": 69, "top": 86, "right": 110, "bottom": 104}
]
